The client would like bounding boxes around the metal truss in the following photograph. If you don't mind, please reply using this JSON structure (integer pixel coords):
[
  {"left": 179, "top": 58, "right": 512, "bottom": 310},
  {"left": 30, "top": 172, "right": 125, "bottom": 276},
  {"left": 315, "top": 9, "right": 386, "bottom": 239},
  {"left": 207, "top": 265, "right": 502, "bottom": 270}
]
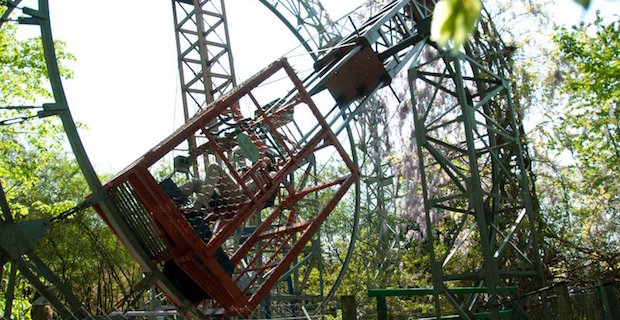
[
  {"left": 354, "top": 95, "right": 401, "bottom": 283},
  {"left": 172, "top": 0, "right": 236, "bottom": 114},
  {"left": 279, "top": 1, "right": 546, "bottom": 319},
  {"left": 262, "top": 0, "right": 436, "bottom": 299},
  {"left": 171, "top": 0, "right": 236, "bottom": 180},
  {"left": 164, "top": 1, "right": 436, "bottom": 314},
  {"left": 311, "top": 0, "right": 434, "bottom": 92},
  {"left": 259, "top": 0, "right": 342, "bottom": 61},
  {"left": 94, "top": 58, "right": 358, "bottom": 317},
  {"left": 0, "top": 182, "right": 95, "bottom": 320},
  {"left": 407, "top": 10, "right": 546, "bottom": 319},
  {"left": 299, "top": 0, "right": 435, "bottom": 289}
]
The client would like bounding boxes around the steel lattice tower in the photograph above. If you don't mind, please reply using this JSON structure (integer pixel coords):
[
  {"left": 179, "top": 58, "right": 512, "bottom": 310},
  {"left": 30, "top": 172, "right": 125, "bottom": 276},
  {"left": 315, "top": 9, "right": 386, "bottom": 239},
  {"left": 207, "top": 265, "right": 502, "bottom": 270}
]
[
  {"left": 407, "top": 12, "right": 546, "bottom": 318},
  {"left": 270, "top": 0, "right": 547, "bottom": 318}
]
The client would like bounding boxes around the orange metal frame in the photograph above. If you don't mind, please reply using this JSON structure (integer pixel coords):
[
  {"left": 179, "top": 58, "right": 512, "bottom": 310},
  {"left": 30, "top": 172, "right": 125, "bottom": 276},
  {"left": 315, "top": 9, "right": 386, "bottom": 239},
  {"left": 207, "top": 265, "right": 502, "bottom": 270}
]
[{"left": 93, "top": 59, "right": 358, "bottom": 316}]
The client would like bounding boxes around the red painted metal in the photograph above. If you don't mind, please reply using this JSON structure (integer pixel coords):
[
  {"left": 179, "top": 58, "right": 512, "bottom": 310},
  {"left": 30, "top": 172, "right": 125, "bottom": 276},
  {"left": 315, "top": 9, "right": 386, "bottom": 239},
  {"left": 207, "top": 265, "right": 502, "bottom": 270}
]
[{"left": 92, "top": 59, "right": 358, "bottom": 316}]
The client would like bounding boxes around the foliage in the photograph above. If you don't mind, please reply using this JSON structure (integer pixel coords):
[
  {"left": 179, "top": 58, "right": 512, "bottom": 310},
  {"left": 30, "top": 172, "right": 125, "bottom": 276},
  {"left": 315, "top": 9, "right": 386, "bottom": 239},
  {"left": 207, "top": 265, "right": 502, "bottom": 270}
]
[
  {"left": 431, "top": 0, "right": 482, "bottom": 51},
  {"left": 431, "top": 0, "right": 595, "bottom": 54},
  {"left": 535, "top": 13, "right": 620, "bottom": 282},
  {"left": 0, "top": 15, "right": 141, "bottom": 318},
  {"left": 0, "top": 22, "right": 74, "bottom": 105}
]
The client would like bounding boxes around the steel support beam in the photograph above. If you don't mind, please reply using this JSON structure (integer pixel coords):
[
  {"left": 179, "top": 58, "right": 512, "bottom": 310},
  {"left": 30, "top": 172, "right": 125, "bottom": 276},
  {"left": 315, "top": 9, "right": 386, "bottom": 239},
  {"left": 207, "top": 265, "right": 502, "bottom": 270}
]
[
  {"left": 3, "top": 261, "right": 17, "bottom": 319},
  {"left": 259, "top": 0, "right": 341, "bottom": 61},
  {"left": 305, "top": 0, "right": 432, "bottom": 290},
  {"left": 407, "top": 9, "right": 547, "bottom": 317},
  {"left": 172, "top": 0, "right": 236, "bottom": 115}
]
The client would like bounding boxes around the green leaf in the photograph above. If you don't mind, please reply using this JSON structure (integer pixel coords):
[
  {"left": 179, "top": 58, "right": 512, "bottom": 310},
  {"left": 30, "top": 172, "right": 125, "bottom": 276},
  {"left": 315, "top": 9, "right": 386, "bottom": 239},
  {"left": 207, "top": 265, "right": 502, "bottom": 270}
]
[
  {"left": 430, "top": 0, "right": 482, "bottom": 51},
  {"left": 574, "top": 0, "right": 591, "bottom": 9}
]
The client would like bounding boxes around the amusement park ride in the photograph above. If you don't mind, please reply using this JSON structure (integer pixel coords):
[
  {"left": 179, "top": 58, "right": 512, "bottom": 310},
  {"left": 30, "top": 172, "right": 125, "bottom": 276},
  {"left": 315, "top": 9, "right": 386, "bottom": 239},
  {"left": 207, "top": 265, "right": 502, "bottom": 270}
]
[{"left": 1, "top": 0, "right": 548, "bottom": 319}]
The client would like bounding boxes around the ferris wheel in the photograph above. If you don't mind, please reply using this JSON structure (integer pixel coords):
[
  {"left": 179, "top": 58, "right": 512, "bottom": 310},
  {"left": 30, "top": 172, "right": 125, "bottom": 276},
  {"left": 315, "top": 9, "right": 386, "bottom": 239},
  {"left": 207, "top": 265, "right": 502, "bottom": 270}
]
[{"left": 0, "top": 0, "right": 547, "bottom": 319}]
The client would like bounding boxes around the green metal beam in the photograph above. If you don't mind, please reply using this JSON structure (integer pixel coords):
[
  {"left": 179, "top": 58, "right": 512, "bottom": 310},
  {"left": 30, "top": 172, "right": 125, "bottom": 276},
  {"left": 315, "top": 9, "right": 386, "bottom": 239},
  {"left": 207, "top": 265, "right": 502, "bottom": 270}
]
[
  {"left": 0, "top": 219, "right": 50, "bottom": 258},
  {"left": 408, "top": 8, "right": 548, "bottom": 318},
  {"left": 377, "top": 296, "right": 388, "bottom": 320},
  {"left": 368, "top": 286, "right": 518, "bottom": 297},
  {"left": 3, "top": 261, "right": 17, "bottom": 319},
  {"left": 0, "top": 0, "right": 23, "bottom": 28},
  {"left": 416, "top": 309, "right": 514, "bottom": 320},
  {"left": 452, "top": 55, "right": 501, "bottom": 319}
]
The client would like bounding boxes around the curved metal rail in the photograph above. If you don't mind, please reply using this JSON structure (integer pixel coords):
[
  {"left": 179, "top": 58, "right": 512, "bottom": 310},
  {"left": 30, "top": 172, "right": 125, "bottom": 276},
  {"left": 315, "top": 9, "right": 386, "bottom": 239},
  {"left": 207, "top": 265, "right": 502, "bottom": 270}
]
[{"left": 258, "top": 0, "right": 341, "bottom": 61}]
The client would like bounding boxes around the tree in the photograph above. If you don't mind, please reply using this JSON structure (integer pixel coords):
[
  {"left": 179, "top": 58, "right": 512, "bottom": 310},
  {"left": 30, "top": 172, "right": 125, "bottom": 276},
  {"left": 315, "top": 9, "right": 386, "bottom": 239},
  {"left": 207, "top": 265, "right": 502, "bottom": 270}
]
[
  {"left": 535, "top": 13, "right": 619, "bottom": 282},
  {"left": 1, "top": 14, "right": 141, "bottom": 317},
  {"left": 0, "top": 21, "right": 74, "bottom": 105},
  {"left": 430, "top": 0, "right": 596, "bottom": 53}
]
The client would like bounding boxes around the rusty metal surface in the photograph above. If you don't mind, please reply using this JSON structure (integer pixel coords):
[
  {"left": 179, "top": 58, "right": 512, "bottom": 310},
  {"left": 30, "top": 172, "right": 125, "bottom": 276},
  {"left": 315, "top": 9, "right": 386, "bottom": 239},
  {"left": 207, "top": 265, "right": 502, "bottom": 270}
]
[{"left": 95, "top": 59, "right": 357, "bottom": 316}]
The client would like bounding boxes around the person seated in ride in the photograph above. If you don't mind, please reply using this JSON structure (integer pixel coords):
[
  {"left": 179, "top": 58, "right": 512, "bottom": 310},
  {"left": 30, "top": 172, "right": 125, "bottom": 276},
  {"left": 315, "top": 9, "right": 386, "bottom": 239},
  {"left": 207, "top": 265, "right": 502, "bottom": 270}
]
[
  {"left": 179, "top": 162, "right": 246, "bottom": 212},
  {"left": 179, "top": 154, "right": 278, "bottom": 213},
  {"left": 159, "top": 154, "right": 278, "bottom": 303},
  {"left": 159, "top": 158, "right": 239, "bottom": 302}
]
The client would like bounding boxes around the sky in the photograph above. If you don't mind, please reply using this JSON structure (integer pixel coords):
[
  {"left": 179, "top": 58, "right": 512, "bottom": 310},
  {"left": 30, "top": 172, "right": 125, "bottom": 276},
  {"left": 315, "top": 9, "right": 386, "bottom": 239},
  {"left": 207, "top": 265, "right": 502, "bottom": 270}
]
[
  {"left": 9, "top": 0, "right": 620, "bottom": 175},
  {"left": 42, "top": 0, "right": 364, "bottom": 175}
]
